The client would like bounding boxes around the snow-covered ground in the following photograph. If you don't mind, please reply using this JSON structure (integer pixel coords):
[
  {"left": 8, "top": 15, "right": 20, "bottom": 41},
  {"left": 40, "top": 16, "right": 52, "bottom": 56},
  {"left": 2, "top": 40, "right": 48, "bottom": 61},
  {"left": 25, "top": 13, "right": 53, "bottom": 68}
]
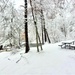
[{"left": 0, "top": 43, "right": 75, "bottom": 75}]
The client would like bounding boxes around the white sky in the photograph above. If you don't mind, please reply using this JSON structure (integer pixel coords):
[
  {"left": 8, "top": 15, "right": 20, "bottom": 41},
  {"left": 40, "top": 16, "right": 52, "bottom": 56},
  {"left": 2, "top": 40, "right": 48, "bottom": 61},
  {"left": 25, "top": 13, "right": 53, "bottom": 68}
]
[{"left": 11, "top": 0, "right": 24, "bottom": 9}]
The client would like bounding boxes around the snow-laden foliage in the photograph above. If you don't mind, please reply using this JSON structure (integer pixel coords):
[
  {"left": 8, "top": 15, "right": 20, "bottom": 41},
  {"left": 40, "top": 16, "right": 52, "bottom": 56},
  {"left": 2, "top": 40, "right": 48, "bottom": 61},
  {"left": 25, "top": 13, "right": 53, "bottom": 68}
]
[
  {"left": 0, "top": 0, "right": 24, "bottom": 46},
  {"left": 0, "top": 0, "right": 75, "bottom": 47},
  {"left": 27, "top": 0, "right": 75, "bottom": 43}
]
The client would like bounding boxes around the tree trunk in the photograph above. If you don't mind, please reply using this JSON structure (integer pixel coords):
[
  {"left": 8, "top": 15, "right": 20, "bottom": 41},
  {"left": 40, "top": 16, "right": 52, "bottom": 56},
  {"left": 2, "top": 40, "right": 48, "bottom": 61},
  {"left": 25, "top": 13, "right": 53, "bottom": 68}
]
[
  {"left": 44, "top": 25, "right": 47, "bottom": 42},
  {"left": 40, "top": 0, "right": 44, "bottom": 45},
  {"left": 24, "top": 0, "right": 29, "bottom": 53},
  {"left": 19, "top": 28, "right": 21, "bottom": 47},
  {"left": 34, "top": 21, "right": 39, "bottom": 52},
  {"left": 34, "top": 1, "right": 39, "bottom": 52},
  {"left": 45, "top": 29, "right": 51, "bottom": 43},
  {"left": 30, "top": 0, "right": 43, "bottom": 51},
  {"left": 42, "top": 25, "right": 44, "bottom": 44}
]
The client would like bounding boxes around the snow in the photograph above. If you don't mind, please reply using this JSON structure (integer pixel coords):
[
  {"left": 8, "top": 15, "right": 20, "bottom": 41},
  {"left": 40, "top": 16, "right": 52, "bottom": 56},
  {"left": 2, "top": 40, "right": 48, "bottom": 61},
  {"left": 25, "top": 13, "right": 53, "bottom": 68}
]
[
  {"left": 61, "top": 40, "right": 75, "bottom": 43},
  {"left": 0, "top": 43, "right": 75, "bottom": 75}
]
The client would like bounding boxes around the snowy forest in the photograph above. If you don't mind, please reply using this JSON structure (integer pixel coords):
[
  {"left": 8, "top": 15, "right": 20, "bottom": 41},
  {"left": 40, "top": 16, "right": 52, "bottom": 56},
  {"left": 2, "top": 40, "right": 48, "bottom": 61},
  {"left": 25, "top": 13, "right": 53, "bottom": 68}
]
[
  {"left": 1, "top": 0, "right": 75, "bottom": 75},
  {"left": 0, "top": 0, "right": 75, "bottom": 49}
]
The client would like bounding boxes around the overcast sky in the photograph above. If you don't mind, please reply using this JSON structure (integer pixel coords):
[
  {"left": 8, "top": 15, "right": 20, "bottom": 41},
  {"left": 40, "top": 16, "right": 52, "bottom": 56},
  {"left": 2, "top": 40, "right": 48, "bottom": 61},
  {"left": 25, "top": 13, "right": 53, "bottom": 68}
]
[{"left": 11, "top": 0, "right": 24, "bottom": 9}]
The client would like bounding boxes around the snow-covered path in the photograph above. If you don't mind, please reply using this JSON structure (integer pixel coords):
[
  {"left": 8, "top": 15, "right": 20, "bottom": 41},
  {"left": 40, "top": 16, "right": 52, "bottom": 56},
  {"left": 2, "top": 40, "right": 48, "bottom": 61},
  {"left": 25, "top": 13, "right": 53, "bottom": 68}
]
[{"left": 0, "top": 43, "right": 75, "bottom": 75}]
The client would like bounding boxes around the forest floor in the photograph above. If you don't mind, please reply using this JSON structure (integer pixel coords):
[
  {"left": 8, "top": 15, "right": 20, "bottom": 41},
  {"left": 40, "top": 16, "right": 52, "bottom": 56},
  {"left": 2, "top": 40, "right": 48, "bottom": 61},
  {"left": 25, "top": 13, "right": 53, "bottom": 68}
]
[{"left": 0, "top": 43, "right": 75, "bottom": 75}]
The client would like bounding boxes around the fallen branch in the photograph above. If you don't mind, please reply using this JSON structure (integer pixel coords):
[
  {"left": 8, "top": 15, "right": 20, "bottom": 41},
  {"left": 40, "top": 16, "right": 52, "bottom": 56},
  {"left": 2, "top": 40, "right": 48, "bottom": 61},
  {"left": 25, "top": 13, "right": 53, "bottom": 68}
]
[{"left": 16, "top": 53, "right": 29, "bottom": 64}]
